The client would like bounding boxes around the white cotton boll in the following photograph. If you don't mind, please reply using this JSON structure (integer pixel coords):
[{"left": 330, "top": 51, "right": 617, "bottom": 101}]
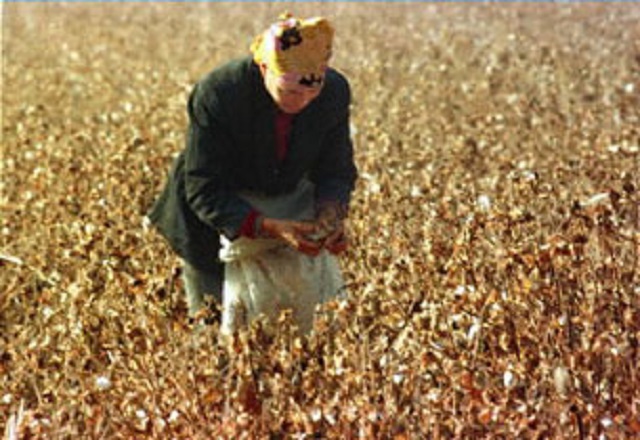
[
  {"left": 455, "top": 285, "right": 476, "bottom": 297},
  {"left": 42, "top": 306, "right": 53, "bottom": 320},
  {"left": 368, "top": 181, "right": 381, "bottom": 194},
  {"left": 503, "top": 370, "right": 515, "bottom": 388},
  {"left": 324, "top": 411, "right": 336, "bottom": 426},
  {"left": 427, "top": 389, "right": 440, "bottom": 402},
  {"left": 624, "top": 145, "right": 639, "bottom": 154},
  {"left": 582, "top": 193, "right": 609, "bottom": 207},
  {"left": 506, "top": 94, "right": 519, "bottom": 105},
  {"left": 142, "top": 216, "right": 152, "bottom": 233},
  {"left": 523, "top": 170, "right": 538, "bottom": 181},
  {"left": 477, "top": 195, "right": 492, "bottom": 211},
  {"left": 136, "top": 409, "right": 147, "bottom": 420},
  {"left": 367, "top": 410, "right": 382, "bottom": 423},
  {"left": 553, "top": 366, "right": 571, "bottom": 396},
  {"left": 2, "top": 394, "right": 12, "bottom": 404},
  {"left": 467, "top": 321, "right": 481, "bottom": 341},
  {"left": 454, "top": 285, "right": 467, "bottom": 297},
  {"left": 310, "top": 408, "right": 322, "bottom": 422},
  {"left": 624, "top": 83, "right": 635, "bottom": 94},
  {"left": 360, "top": 172, "right": 373, "bottom": 180},
  {"left": 558, "top": 314, "right": 567, "bottom": 326},
  {"left": 168, "top": 410, "right": 180, "bottom": 423},
  {"left": 345, "top": 405, "right": 358, "bottom": 422},
  {"left": 392, "top": 373, "right": 405, "bottom": 385},
  {"left": 608, "top": 144, "right": 620, "bottom": 153},
  {"left": 601, "top": 417, "right": 613, "bottom": 428},
  {"left": 95, "top": 376, "right": 111, "bottom": 390},
  {"left": 71, "top": 321, "right": 84, "bottom": 337}
]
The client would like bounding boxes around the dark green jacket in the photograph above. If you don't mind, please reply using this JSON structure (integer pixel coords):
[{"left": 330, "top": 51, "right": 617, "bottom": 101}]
[{"left": 148, "top": 57, "right": 357, "bottom": 271}]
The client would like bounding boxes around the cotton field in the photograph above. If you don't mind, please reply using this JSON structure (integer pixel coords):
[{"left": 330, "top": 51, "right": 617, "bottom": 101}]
[{"left": 2, "top": 3, "right": 639, "bottom": 438}]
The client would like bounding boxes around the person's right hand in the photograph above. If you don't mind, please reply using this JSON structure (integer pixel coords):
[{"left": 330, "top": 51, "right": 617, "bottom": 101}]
[{"left": 260, "top": 218, "right": 322, "bottom": 256}]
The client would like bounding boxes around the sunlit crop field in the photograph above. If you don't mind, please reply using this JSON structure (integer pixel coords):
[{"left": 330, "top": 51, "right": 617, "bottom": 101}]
[{"left": 2, "top": 3, "right": 639, "bottom": 438}]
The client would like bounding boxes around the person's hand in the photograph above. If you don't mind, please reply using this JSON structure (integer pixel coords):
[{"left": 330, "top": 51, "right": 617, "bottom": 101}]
[
  {"left": 316, "top": 202, "right": 342, "bottom": 233},
  {"left": 321, "top": 222, "right": 349, "bottom": 255},
  {"left": 315, "top": 202, "right": 349, "bottom": 255},
  {"left": 259, "top": 217, "right": 322, "bottom": 256}
]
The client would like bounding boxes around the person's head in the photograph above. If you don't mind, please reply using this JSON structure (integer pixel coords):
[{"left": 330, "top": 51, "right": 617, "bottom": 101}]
[{"left": 251, "top": 13, "right": 334, "bottom": 114}]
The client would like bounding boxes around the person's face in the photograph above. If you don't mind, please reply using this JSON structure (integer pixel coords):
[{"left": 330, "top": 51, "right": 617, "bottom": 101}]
[{"left": 262, "top": 65, "right": 322, "bottom": 114}]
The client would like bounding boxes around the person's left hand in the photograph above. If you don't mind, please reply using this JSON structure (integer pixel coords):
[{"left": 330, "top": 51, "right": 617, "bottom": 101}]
[
  {"left": 322, "top": 222, "right": 349, "bottom": 254},
  {"left": 315, "top": 202, "right": 349, "bottom": 254}
]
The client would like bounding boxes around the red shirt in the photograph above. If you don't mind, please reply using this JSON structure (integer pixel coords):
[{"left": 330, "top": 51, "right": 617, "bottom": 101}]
[{"left": 275, "top": 111, "right": 294, "bottom": 162}]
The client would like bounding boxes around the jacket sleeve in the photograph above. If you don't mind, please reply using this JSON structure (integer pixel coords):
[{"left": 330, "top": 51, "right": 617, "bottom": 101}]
[
  {"left": 183, "top": 81, "right": 254, "bottom": 239},
  {"left": 310, "top": 83, "right": 358, "bottom": 210}
]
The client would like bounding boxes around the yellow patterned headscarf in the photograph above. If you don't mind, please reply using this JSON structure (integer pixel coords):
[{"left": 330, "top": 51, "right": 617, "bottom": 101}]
[{"left": 251, "top": 13, "right": 334, "bottom": 87}]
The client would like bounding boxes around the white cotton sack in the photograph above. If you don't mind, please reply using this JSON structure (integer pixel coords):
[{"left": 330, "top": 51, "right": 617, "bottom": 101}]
[{"left": 219, "top": 179, "right": 345, "bottom": 335}]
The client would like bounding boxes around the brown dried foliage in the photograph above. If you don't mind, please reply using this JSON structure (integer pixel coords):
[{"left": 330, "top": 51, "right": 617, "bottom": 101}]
[{"left": 2, "top": 3, "right": 639, "bottom": 439}]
